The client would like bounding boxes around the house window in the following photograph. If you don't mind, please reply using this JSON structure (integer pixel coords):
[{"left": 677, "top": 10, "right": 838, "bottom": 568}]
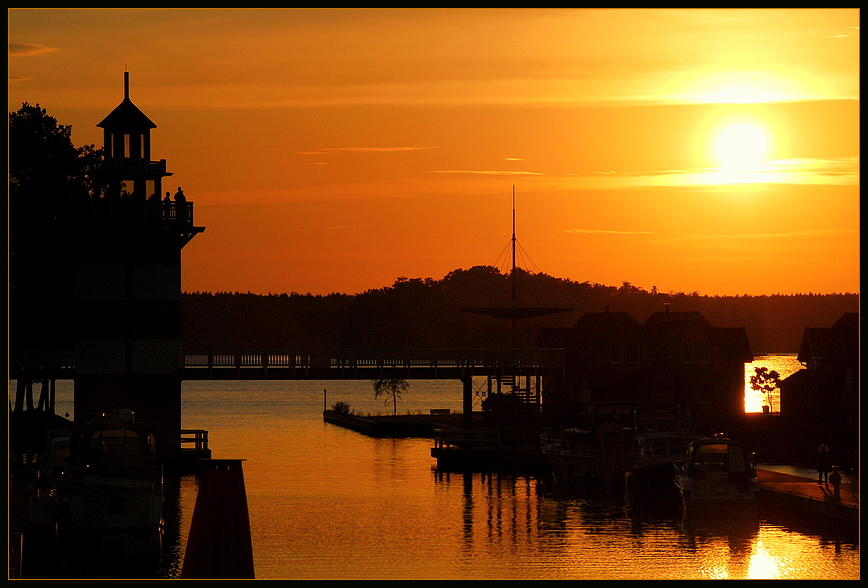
[{"left": 609, "top": 344, "right": 624, "bottom": 364}]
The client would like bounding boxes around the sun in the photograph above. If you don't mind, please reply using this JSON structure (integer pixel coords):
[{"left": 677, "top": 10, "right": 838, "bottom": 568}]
[{"left": 713, "top": 122, "right": 769, "bottom": 171}]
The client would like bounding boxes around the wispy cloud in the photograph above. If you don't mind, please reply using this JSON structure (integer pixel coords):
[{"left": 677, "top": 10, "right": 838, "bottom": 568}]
[
  {"left": 432, "top": 170, "right": 542, "bottom": 176},
  {"left": 569, "top": 157, "right": 859, "bottom": 190},
  {"left": 563, "top": 228, "right": 656, "bottom": 235},
  {"left": 828, "top": 26, "right": 859, "bottom": 38},
  {"left": 9, "top": 42, "right": 55, "bottom": 56},
  {"left": 658, "top": 229, "right": 858, "bottom": 243},
  {"left": 320, "top": 146, "right": 440, "bottom": 153}
]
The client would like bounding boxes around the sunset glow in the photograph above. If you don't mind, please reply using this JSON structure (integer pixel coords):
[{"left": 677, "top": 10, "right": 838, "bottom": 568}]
[
  {"left": 714, "top": 123, "right": 769, "bottom": 171},
  {"left": 8, "top": 8, "right": 859, "bottom": 296}
]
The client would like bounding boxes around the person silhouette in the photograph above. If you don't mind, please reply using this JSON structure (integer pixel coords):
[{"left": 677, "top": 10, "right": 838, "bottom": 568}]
[
  {"left": 174, "top": 187, "right": 186, "bottom": 203},
  {"left": 816, "top": 444, "right": 831, "bottom": 485},
  {"left": 829, "top": 466, "right": 842, "bottom": 500},
  {"left": 164, "top": 191, "right": 172, "bottom": 203}
]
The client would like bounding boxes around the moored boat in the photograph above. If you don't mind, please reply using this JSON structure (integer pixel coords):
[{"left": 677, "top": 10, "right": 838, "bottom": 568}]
[
  {"left": 60, "top": 409, "right": 164, "bottom": 529},
  {"left": 673, "top": 434, "right": 760, "bottom": 510},
  {"left": 540, "top": 402, "right": 634, "bottom": 485},
  {"left": 624, "top": 405, "right": 700, "bottom": 488}
]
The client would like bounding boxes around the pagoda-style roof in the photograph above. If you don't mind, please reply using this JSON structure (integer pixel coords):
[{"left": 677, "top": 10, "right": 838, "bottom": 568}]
[
  {"left": 98, "top": 97, "right": 157, "bottom": 131},
  {"left": 98, "top": 72, "right": 157, "bottom": 131}
]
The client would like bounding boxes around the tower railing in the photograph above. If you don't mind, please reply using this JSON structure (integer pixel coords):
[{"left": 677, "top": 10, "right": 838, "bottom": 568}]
[
  {"left": 60, "top": 200, "right": 195, "bottom": 225},
  {"left": 91, "top": 159, "right": 169, "bottom": 175}
]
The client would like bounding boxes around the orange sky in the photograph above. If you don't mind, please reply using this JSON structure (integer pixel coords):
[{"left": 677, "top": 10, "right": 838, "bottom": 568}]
[{"left": 8, "top": 8, "right": 860, "bottom": 296}]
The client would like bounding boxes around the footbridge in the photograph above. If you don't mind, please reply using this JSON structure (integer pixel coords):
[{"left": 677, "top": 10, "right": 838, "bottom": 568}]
[
  {"left": 10, "top": 348, "right": 566, "bottom": 421},
  {"left": 181, "top": 348, "right": 565, "bottom": 381}
]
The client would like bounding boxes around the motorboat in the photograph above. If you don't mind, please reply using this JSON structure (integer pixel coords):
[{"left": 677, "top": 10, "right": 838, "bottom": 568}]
[
  {"left": 60, "top": 409, "right": 164, "bottom": 529},
  {"left": 673, "top": 434, "right": 760, "bottom": 509},
  {"left": 540, "top": 402, "right": 634, "bottom": 485},
  {"left": 625, "top": 405, "right": 700, "bottom": 488}
]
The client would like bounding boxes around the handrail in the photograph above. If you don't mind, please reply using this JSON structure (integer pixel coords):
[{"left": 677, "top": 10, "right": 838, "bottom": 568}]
[
  {"left": 182, "top": 348, "right": 566, "bottom": 370},
  {"left": 10, "top": 348, "right": 566, "bottom": 379},
  {"left": 61, "top": 200, "right": 195, "bottom": 223}
]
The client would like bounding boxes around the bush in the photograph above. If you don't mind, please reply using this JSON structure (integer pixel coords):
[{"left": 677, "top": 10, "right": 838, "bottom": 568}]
[{"left": 331, "top": 401, "right": 351, "bottom": 414}]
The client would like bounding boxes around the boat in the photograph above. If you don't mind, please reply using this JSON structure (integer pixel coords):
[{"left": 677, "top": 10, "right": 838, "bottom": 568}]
[
  {"left": 624, "top": 405, "right": 700, "bottom": 488},
  {"left": 60, "top": 409, "right": 164, "bottom": 529},
  {"left": 673, "top": 434, "right": 760, "bottom": 509},
  {"left": 540, "top": 402, "right": 635, "bottom": 485}
]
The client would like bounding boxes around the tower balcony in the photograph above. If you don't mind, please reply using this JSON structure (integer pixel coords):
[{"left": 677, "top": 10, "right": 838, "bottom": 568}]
[
  {"left": 59, "top": 200, "right": 205, "bottom": 245},
  {"left": 92, "top": 158, "right": 172, "bottom": 177}
]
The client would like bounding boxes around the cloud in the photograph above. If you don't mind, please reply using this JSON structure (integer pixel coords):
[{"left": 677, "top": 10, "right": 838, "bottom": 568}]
[
  {"left": 9, "top": 42, "right": 56, "bottom": 56},
  {"left": 321, "top": 146, "right": 440, "bottom": 153},
  {"left": 659, "top": 229, "right": 858, "bottom": 243},
  {"left": 432, "top": 170, "right": 543, "bottom": 176},
  {"left": 567, "top": 157, "right": 859, "bottom": 189},
  {"left": 563, "top": 228, "right": 656, "bottom": 235}
]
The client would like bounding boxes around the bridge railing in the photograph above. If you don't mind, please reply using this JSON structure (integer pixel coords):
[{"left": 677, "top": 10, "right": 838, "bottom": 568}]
[{"left": 182, "top": 348, "right": 565, "bottom": 371}]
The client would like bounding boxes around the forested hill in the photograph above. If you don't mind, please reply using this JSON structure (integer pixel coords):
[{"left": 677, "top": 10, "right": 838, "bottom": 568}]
[{"left": 181, "top": 266, "right": 859, "bottom": 355}]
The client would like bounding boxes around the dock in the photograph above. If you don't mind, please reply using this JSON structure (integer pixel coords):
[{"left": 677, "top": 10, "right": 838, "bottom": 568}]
[
  {"left": 756, "top": 468, "right": 859, "bottom": 529},
  {"left": 322, "top": 409, "right": 471, "bottom": 438}
]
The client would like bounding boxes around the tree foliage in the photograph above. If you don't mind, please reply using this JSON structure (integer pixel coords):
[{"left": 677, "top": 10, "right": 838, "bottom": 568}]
[
  {"left": 9, "top": 103, "right": 101, "bottom": 352},
  {"left": 750, "top": 367, "right": 782, "bottom": 412},
  {"left": 373, "top": 379, "right": 409, "bottom": 415}
]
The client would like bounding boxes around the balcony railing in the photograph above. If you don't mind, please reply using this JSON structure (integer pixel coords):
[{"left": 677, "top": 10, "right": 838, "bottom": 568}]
[
  {"left": 92, "top": 159, "right": 170, "bottom": 176},
  {"left": 60, "top": 200, "right": 195, "bottom": 225}
]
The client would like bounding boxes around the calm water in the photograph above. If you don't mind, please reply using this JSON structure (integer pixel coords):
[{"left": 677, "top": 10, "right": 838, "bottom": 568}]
[{"left": 20, "top": 355, "right": 859, "bottom": 579}]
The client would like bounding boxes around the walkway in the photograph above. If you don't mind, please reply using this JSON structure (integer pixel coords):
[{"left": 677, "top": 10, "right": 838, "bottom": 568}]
[{"left": 756, "top": 467, "right": 858, "bottom": 527}]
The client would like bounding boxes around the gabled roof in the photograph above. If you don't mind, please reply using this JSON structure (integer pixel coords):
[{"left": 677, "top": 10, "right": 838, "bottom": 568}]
[
  {"left": 97, "top": 73, "right": 156, "bottom": 131},
  {"left": 569, "top": 311, "right": 642, "bottom": 362},
  {"left": 642, "top": 310, "right": 711, "bottom": 346},
  {"left": 716, "top": 326, "right": 754, "bottom": 363},
  {"left": 97, "top": 97, "right": 157, "bottom": 131},
  {"left": 797, "top": 312, "right": 859, "bottom": 369}
]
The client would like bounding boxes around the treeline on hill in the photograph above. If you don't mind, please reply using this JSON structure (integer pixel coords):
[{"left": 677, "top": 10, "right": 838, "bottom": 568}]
[{"left": 181, "top": 266, "right": 858, "bottom": 354}]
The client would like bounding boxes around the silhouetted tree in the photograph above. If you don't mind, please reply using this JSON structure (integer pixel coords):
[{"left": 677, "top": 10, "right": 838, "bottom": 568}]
[
  {"left": 373, "top": 379, "right": 409, "bottom": 415},
  {"left": 750, "top": 367, "right": 782, "bottom": 413},
  {"left": 9, "top": 103, "right": 101, "bottom": 353}
]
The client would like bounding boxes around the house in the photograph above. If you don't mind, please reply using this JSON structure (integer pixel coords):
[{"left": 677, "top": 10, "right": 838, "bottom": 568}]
[
  {"left": 778, "top": 312, "right": 859, "bottom": 466},
  {"left": 540, "top": 306, "right": 753, "bottom": 435}
]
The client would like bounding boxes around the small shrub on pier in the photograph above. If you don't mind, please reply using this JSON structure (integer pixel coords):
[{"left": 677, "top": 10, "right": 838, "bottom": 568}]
[{"left": 331, "top": 401, "right": 352, "bottom": 414}]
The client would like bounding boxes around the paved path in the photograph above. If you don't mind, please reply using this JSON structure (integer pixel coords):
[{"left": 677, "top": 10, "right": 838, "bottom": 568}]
[
  {"left": 756, "top": 468, "right": 858, "bottom": 526},
  {"left": 757, "top": 468, "right": 858, "bottom": 508}
]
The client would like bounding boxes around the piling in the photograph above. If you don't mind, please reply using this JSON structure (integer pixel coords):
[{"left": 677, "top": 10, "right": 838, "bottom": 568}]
[{"left": 181, "top": 459, "right": 255, "bottom": 579}]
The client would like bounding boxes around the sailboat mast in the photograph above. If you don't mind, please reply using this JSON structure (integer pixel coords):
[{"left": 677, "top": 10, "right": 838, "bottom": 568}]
[
  {"left": 511, "top": 185, "right": 516, "bottom": 275},
  {"left": 511, "top": 186, "right": 517, "bottom": 303}
]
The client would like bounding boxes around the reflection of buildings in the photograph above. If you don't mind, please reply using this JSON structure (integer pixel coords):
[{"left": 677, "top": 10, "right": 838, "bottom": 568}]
[
  {"left": 779, "top": 312, "right": 858, "bottom": 466},
  {"left": 539, "top": 306, "right": 753, "bottom": 434},
  {"left": 434, "top": 471, "right": 543, "bottom": 555}
]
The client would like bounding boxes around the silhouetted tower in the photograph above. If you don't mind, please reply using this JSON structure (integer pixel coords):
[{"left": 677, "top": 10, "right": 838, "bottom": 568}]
[{"left": 66, "top": 71, "right": 204, "bottom": 457}]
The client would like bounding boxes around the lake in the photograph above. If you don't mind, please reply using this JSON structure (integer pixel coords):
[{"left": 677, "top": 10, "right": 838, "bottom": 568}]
[{"left": 15, "top": 355, "right": 860, "bottom": 579}]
